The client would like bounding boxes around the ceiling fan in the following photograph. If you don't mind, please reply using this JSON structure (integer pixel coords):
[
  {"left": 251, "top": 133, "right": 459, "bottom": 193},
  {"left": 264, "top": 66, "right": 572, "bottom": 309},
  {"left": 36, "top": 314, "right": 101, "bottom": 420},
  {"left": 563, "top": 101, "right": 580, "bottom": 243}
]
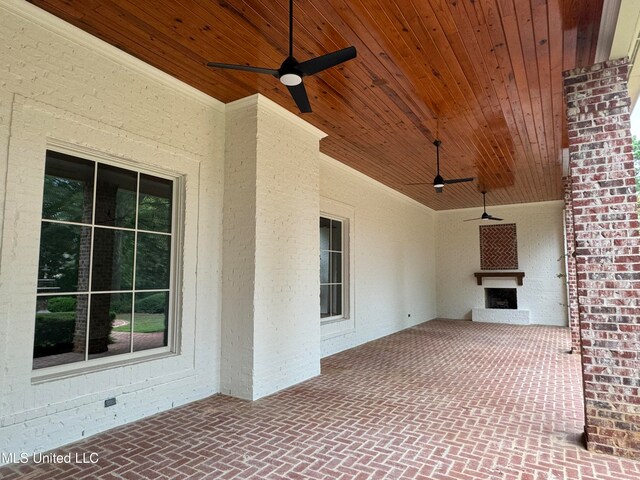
[
  {"left": 206, "top": 0, "right": 356, "bottom": 113},
  {"left": 406, "top": 139, "right": 474, "bottom": 193},
  {"left": 464, "top": 191, "right": 503, "bottom": 222}
]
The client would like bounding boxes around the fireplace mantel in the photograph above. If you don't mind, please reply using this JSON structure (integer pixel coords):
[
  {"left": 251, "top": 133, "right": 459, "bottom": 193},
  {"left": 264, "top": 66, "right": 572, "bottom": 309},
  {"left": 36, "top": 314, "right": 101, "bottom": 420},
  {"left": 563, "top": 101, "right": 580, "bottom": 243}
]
[{"left": 474, "top": 271, "right": 525, "bottom": 286}]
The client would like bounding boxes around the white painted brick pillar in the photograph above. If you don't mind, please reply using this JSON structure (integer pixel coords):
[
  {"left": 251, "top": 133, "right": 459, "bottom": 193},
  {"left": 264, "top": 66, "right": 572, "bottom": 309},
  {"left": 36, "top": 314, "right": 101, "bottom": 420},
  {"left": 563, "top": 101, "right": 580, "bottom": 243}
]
[{"left": 221, "top": 95, "right": 326, "bottom": 400}]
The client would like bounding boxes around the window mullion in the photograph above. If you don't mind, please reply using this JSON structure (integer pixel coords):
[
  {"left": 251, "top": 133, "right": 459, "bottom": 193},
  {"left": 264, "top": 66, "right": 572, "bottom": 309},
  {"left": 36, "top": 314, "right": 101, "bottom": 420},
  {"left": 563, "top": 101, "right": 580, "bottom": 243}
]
[
  {"left": 340, "top": 225, "right": 344, "bottom": 316},
  {"left": 130, "top": 172, "right": 141, "bottom": 354},
  {"left": 167, "top": 177, "right": 177, "bottom": 349},
  {"left": 84, "top": 162, "right": 99, "bottom": 361}
]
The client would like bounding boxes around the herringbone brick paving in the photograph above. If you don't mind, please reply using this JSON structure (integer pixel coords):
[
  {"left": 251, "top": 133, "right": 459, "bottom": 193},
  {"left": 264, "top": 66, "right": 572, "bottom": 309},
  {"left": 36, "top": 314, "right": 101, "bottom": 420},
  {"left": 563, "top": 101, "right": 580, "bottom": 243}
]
[{"left": 2, "top": 320, "right": 639, "bottom": 479}]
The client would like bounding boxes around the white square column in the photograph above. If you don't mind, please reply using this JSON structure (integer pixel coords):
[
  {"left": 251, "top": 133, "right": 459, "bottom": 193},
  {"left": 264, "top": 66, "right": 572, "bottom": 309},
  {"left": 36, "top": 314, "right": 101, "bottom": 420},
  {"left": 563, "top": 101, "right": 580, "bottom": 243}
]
[{"left": 221, "top": 95, "right": 326, "bottom": 400}]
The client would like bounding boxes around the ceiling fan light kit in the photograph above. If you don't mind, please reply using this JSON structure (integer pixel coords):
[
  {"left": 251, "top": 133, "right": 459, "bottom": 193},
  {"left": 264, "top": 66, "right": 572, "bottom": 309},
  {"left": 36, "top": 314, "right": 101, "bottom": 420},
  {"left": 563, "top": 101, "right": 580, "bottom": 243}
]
[
  {"left": 206, "top": 0, "right": 356, "bottom": 113},
  {"left": 280, "top": 73, "right": 302, "bottom": 86}
]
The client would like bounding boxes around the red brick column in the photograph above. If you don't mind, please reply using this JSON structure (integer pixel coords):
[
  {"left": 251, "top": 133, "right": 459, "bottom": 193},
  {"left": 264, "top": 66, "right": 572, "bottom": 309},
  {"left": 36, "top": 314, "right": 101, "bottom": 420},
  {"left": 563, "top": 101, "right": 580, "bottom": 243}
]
[
  {"left": 564, "top": 57, "right": 640, "bottom": 459},
  {"left": 563, "top": 176, "right": 581, "bottom": 354}
]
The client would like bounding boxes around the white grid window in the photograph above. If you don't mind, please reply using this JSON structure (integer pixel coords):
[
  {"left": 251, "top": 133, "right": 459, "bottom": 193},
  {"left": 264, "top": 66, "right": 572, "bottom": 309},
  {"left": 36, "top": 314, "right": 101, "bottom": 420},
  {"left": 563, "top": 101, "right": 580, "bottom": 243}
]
[
  {"left": 33, "top": 150, "right": 178, "bottom": 370},
  {"left": 320, "top": 216, "right": 345, "bottom": 320}
]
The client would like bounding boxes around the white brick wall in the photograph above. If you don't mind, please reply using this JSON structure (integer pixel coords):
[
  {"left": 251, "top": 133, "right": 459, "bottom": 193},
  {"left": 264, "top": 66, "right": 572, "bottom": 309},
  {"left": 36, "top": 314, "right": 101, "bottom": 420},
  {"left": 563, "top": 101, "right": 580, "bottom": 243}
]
[
  {"left": 319, "top": 154, "right": 438, "bottom": 357},
  {"left": 220, "top": 99, "right": 259, "bottom": 400},
  {"left": 436, "top": 201, "right": 568, "bottom": 326},
  {"left": 253, "top": 98, "right": 323, "bottom": 399},
  {"left": 221, "top": 96, "right": 324, "bottom": 400},
  {"left": 0, "top": 0, "right": 224, "bottom": 459}
]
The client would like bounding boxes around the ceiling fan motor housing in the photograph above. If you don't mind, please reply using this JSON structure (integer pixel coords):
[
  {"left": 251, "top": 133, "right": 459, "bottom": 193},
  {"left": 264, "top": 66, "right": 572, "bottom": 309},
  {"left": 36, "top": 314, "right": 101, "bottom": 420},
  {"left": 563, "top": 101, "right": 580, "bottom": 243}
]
[
  {"left": 279, "top": 56, "right": 303, "bottom": 86},
  {"left": 433, "top": 174, "right": 445, "bottom": 189}
]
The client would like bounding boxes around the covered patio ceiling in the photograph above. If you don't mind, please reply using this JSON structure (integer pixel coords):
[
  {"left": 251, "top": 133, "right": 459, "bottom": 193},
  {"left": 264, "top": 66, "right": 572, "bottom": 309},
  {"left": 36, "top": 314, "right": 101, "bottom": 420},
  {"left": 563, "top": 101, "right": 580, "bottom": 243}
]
[{"left": 28, "top": 0, "right": 605, "bottom": 210}]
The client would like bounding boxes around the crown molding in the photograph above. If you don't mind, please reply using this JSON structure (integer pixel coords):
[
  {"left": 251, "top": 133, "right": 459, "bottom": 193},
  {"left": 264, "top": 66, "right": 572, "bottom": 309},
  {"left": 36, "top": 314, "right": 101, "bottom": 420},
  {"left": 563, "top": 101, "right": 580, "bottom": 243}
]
[{"left": 226, "top": 94, "right": 327, "bottom": 140}]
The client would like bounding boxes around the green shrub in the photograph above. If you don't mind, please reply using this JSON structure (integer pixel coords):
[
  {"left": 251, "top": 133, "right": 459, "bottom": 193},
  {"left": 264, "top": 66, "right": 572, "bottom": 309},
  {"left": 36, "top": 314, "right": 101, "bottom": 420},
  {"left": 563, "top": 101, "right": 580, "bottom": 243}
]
[
  {"left": 33, "top": 312, "right": 76, "bottom": 357},
  {"left": 47, "top": 296, "right": 77, "bottom": 312},
  {"left": 135, "top": 293, "right": 166, "bottom": 313}
]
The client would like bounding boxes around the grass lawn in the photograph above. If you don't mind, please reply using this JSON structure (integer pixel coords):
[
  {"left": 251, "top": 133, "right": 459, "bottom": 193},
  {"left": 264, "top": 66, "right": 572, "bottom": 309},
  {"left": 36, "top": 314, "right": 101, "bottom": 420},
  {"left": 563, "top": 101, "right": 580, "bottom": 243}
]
[{"left": 112, "top": 313, "right": 166, "bottom": 333}]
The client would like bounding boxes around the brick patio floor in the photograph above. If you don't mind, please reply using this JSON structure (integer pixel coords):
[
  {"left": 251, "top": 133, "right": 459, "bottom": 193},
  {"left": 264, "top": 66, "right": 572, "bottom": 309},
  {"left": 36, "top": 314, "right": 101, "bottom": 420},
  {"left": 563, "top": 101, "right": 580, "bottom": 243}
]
[{"left": 1, "top": 319, "right": 639, "bottom": 479}]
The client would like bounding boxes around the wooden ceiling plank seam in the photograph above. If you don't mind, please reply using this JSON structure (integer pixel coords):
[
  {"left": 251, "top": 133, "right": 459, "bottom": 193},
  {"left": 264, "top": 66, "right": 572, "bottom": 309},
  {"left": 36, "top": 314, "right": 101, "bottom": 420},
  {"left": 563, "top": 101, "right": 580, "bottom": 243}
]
[
  {"left": 323, "top": 134, "right": 475, "bottom": 208},
  {"left": 479, "top": 0, "right": 541, "bottom": 202},
  {"left": 196, "top": 0, "right": 390, "bottom": 130},
  {"left": 170, "top": 0, "right": 291, "bottom": 66},
  {"left": 321, "top": 0, "right": 444, "bottom": 131},
  {"left": 236, "top": 0, "right": 340, "bottom": 62},
  {"left": 512, "top": 0, "right": 553, "bottom": 200},
  {"left": 548, "top": 0, "right": 565, "bottom": 177},
  {"left": 561, "top": 0, "right": 579, "bottom": 71},
  {"left": 496, "top": 3, "right": 547, "bottom": 199},
  {"left": 306, "top": 87, "right": 432, "bottom": 170},
  {"left": 510, "top": 143, "right": 538, "bottom": 203},
  {"left": 480, "top": 0, "right": 538, "bottom": 158},
  {"left": 463, "top": 0, "right": 488, "bottom": 28},
  {"left": 360, "top": 0, "right": 453, "bottom": 115},
  {"left": 496, "top": 3, "right": 540, "bottom": 145},
  {"left": 312, "top": 100, "right": 442, "bottom": 187},
  {"left": 441, "top": 0, "right": 521, "bottom": 192},
  {"left": 388, "top": 0, "right": 470, "bottom": 109},
  {"left": 471, "top": 23, "right": 534, "bottom": 199},
  {"left": 403, "top": 0, "right": 491, "bottom": 149},
  {"left": 532, "top": 1, "right": 558, "bottom": 199},
  {"left": 535, "top": 18, "right": 557, "bottom": 199},
  {"left": 497, "top": 0, "right": 516, "bottom": 18}
]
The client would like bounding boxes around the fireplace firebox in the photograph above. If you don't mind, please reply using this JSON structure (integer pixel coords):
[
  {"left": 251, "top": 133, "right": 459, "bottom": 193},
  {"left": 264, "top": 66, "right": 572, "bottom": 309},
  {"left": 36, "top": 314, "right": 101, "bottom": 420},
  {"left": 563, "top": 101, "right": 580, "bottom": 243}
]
[{"left": 485, "top": 288, "right": 517, "bottom": 309}]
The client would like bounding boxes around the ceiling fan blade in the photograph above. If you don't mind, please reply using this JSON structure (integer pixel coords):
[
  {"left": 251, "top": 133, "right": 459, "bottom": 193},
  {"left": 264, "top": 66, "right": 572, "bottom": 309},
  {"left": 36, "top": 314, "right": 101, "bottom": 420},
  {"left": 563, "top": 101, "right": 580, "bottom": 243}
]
[
  {"left": 287, "top": 82, "right": 312, "bottom": 113},
  {"left": 435, "top": 186, "right": 443, "bottom": 193},
  {"left": 298, "top": 46, "right": 357, "bottom": 76},
  {"left": 487, "top": 216, "right": 503, "bottom": 221},
  {"left": 443, "top": 177, "right": 474, "bottom": 184},
  {"left": 206, "top": 62, "right": 278, "bottom": 76},
  {"left": 463, "top": 218, "right": 482, "bottom": 222}
]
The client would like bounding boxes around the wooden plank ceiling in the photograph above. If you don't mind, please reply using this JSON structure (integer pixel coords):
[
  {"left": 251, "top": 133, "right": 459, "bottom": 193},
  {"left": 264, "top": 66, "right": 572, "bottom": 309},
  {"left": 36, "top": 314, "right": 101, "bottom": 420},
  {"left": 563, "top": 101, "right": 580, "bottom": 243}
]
[{"left": 28, "top": 0, "right": 604, "bottom": 210}]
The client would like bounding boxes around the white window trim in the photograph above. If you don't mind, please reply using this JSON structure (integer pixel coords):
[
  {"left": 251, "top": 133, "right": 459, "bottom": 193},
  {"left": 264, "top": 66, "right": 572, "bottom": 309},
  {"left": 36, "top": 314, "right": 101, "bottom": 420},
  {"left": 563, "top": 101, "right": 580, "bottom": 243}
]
[
  {"left": 320, "top": 214, "right": 349, "bottom": 324},
  {"left": 320, "top": 197, "right": 356, "bottom": 342},
  {"left": 31, "top": 142, "right": 185, "bottom": 382}
]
